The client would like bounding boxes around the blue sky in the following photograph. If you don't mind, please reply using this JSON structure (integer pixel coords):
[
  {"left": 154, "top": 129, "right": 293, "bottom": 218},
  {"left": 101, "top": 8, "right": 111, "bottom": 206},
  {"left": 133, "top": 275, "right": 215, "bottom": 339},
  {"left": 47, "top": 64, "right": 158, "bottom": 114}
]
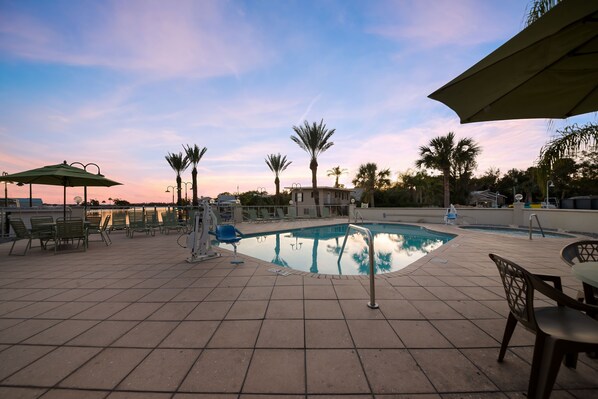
[{"left": 1, "top": 0, "right": 594, "bottom": 204}]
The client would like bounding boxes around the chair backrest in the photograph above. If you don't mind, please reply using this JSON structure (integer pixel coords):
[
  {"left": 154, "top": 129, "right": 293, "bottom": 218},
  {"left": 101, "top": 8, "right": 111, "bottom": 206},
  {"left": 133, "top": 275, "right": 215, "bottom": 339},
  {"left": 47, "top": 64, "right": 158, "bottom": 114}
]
[
  {"left": 128, "top": 210, "right": 144, "bottom": 227},
  {"left": 30, "top": 216, "right": 53, "bottom": 229},
  {"left": 276, "top": 208, "right": 285, "bottom": 218},
  {"left": 289, "top": 207, "right": 297, "bottom": 218},
  {"left": 489, "top": 253, "right": 537, "bottom": 330},
  {"left": 100, "top": 215, "right": 111, "bottom": 231},
  {"left": 260, "top": 208, "right": 270, "bottom": 219},
  {"left": 56, "top": 217, "right": 85, "bottom": 239},
  {"left": 86, "top": 215, "right": 102, "bottom": 229},
  {"left": 561, "top": 240, "right": 598, "bottom": 266},
  {"left": 111, "top": 212, "right": 127, "bottom": 228},
  {"left": 161, "top": 212, "right": 176, "bottom": 225},
  {"left": 9, "top": 218, "right": 30, "bottom": 238}
]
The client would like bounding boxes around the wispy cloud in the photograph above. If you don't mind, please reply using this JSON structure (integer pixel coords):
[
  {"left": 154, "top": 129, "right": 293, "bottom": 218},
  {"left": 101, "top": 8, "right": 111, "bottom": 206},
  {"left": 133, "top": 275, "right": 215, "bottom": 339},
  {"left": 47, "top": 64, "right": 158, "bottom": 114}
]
[{"left": 0, "top": 0, "right": 270, "bottom": 79}]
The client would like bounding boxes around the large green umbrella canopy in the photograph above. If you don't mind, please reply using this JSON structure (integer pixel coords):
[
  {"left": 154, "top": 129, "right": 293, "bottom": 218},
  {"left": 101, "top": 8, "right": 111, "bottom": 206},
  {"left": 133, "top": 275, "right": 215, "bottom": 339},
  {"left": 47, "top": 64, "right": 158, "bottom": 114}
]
[
  {"left": 429, "top": 0, "right": 598, "bottom": 123},
  {"left": 0, "top": 161, "right": 122, "bottom": 218}
]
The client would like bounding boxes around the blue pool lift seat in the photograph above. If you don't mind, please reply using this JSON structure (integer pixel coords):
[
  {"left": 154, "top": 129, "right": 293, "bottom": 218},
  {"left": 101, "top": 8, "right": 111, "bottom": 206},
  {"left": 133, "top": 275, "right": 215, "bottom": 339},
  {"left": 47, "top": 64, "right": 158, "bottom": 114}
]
[
  {"left": 444, "top": 204, "right": 458, "bottom": 225},
  {"left": 212, "top": 225, "right": 244, "bottom": 264}
]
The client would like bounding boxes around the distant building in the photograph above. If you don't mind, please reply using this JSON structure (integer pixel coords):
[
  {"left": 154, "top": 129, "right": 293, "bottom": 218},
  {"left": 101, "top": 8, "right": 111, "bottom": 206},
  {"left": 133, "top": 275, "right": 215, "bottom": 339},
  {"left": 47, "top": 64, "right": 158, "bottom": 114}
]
[
  {"left": 468, "top": 190, "right": 507, "bottom": 208},
  {"left": 285, "top": 186, "right": 354, "bottom": 217}
]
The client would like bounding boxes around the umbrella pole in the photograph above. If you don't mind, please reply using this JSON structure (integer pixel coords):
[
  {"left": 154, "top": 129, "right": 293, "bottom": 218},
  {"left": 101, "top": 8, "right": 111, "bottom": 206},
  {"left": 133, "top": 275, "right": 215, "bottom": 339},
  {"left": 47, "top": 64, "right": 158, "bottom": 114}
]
[{"left": 63, "top": 185, "right": 67, "bottom": 219}]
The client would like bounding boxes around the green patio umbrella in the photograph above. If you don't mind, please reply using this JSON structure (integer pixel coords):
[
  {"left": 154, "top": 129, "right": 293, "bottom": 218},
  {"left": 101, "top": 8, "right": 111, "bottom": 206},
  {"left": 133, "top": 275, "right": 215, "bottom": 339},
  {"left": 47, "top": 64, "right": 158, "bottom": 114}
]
[
  {"left": 0, "top": 161, "right": 122, "bottom": 218},
  {"left": 429, "top": 0, "right": 598, "bottom": 123}
]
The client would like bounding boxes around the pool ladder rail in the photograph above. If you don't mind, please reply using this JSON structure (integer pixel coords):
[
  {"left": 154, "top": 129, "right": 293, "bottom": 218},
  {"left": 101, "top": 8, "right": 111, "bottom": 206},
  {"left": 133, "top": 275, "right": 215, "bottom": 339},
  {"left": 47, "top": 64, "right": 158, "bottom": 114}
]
[
  {"left": 529, "top": 214, "right": 546, "bottom": 240},
  {"left": 337, "top": 224, "right": 379, "bottom": 309}
]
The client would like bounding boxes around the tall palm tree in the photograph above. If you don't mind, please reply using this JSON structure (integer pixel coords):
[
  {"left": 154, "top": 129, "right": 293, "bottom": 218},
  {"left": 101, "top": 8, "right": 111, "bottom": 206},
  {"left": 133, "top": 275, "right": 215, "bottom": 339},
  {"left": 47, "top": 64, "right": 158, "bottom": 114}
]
[
  {"left": 183, "top": 144, "right": 207, "bottom": 206},
  {"left": 352, "top": 163, "right": 391, "bottom": 207},
  {"left": 327, "top": 166, "right": 347, "bottom": 188},
  {"left": 290, "top": 119, "right": 335, "bottom": 217},
  {"left": 415, "top": 133, "right": 455, "bottom": 208},
  {"left": 415, "top": 132, "right": 480, "bottom": 208},
  {"left": 525, "top": 0, "right": 560, "bottom": 26},
  {"left": 165, "top": 152, "right": 190, "bottom": 207},
  {"left": 265, "top": 153, "right": 292, "bottom": 203}
]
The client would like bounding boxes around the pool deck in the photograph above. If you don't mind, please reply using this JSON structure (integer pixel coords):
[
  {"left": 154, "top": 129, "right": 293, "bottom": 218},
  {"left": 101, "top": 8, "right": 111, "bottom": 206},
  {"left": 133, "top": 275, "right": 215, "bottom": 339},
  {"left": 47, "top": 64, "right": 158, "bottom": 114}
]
[{"left": 0, "top": 218, "right": 596, "bottom": 398}]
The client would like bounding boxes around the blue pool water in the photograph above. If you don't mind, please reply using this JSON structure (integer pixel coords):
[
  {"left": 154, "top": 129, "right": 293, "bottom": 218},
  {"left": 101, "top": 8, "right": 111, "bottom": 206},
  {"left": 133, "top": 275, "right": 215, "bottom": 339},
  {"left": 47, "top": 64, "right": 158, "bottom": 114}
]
[
  {"left": 215, "top": 223, "right": 455, "bottom": 275},
  {"left": 459, "top": 225, "right": 575, "bottom": 238}
]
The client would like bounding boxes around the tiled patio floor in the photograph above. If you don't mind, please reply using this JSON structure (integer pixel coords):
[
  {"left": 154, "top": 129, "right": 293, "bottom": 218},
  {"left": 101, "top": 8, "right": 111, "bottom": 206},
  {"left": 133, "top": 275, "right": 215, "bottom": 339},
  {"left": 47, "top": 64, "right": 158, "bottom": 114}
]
[{"left": 0, "top": 219, "right": 596, "bottom": 398}]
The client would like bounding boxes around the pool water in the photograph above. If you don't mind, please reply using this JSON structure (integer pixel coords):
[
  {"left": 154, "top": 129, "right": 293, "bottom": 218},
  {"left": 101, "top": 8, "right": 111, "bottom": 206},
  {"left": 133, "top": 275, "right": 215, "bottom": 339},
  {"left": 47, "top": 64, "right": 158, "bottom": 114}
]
[
  {"left": 215, "top": 223, "right": 455, "bottom": 275},
  {"left": 459, "top": 225, "right": 575, "bottom": 238}
]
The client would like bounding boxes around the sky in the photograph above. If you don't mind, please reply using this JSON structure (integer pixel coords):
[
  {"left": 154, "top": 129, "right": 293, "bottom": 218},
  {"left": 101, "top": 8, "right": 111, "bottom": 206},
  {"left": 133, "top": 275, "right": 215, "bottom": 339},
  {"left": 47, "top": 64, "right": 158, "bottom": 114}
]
[{"left": 1, "top": 0, "right": 595, "bottom": 205}]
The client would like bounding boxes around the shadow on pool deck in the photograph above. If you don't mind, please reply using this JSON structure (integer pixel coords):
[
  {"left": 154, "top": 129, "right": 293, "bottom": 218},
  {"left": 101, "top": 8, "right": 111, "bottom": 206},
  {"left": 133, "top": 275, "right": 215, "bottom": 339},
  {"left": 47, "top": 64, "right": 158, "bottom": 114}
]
[{"left": 0, "top": 219, "right": 596, "bottom": 398}]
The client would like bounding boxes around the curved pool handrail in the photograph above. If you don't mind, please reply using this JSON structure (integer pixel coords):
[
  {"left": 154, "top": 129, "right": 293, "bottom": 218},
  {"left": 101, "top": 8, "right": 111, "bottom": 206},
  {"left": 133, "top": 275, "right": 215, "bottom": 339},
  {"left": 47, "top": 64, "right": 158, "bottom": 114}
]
[
  {"left": 338, "top": 224, "right": 378, "bottom": 309},
  {"left": 529, "top": 214, "right": 545, "bottom": 240}
]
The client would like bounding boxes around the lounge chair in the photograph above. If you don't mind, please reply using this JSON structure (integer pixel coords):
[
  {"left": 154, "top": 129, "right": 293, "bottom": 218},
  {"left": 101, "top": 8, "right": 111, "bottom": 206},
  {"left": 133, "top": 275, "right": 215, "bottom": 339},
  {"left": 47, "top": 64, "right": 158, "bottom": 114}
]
[
  {"left": 161, "top": 212, "right": 183, "bottom": 234},
  {"left": 260, "top": 208, "right": 275, "bottom": 222},
  {"left": 110, "top": 211, "right": 127, "bottom": 234},
  {"left": 276, "top": 208, "right": 292, "bottom": 220},
  {"left": 211, "top": 224, "right": 244, "bottom": 264},
  {"left": 8, "top": 218, "right": 36, "bottom": 255},
  {"left": 245, "top": 208, "right": 263, "bottom": 223},
  {"left": 489, "top": 253, "right": 598, "bottom": 399},
  {"left": 127, "top": 210, "right": 154, "bottom": 238}
]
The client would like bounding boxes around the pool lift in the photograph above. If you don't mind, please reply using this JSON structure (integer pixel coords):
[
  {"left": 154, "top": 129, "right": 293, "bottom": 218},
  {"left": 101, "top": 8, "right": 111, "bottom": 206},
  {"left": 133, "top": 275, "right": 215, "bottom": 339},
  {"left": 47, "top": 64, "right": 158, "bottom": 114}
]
[{"left": 186, "top": 199, "right": 220, "bottom": 263}]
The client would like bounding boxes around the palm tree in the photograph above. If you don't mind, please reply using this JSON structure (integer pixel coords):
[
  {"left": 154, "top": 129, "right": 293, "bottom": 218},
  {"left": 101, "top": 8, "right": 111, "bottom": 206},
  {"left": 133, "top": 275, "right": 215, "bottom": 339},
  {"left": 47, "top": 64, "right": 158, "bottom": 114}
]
[
  {"left": 539, "top": 123, "right": 598, "bottom": 170},
  {"left": 525, "top": 0, "right": 560, "bottom": 26},
  {"left": 352, "top": 163, "right": 391, "bottom": 207},
  {"left": 265, "top": 153, "right": 292, "bottom": 204},
  {"left": 165, "top": 152, "right": 190, "bottom": 207},
  {"left": 327, "top": 166, "right": 347, "bottom": 188},
  {"left": 183, "top": 144, "right": 207, "bottom": 207},
  {"left": 415, "top": 132, "right": 480, "bottom": 208},
  {"left": 290, "top": 119, "right": 335, "bottom": 217}
]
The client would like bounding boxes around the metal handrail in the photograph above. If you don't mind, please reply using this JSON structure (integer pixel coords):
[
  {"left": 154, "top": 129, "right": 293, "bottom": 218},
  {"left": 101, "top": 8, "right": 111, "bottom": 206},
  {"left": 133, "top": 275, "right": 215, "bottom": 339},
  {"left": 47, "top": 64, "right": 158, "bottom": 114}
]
[
  {"left": 529, "top": 214, "right": 545, "bottom": 240},
  {"left": 337, "top": 224, "right": 378, "bottom": 309}
]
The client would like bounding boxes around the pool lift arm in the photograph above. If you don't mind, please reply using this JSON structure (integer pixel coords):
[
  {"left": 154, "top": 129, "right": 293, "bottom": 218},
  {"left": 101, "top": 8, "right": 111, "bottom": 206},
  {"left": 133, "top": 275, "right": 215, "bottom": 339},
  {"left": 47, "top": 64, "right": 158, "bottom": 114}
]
[{"left": 186, "top": 199, "right": 220, "bottom": 263}]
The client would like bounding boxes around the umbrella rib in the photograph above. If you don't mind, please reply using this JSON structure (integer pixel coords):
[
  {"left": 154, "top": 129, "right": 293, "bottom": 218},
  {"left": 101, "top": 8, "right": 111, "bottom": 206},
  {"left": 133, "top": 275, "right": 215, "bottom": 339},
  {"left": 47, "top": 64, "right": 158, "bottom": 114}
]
[{"left": 566, "top": 83, "right": 598, "bottom": 118}]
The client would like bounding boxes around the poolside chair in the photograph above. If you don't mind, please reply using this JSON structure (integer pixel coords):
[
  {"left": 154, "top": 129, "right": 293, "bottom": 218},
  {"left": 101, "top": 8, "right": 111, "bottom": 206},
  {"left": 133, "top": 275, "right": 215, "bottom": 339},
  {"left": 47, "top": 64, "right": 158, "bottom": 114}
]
[
  {"left": 245, "top": 208, "right": 263, "bottom": 223},
  {"left": 8, "top": 218, "right": 36, "bottom": 256},
  {"left": 276, "top": 208, "right": 292, "bottom": 220},
  {"left": 54, "top": 217, "right": 88, "bottom": 253},
  {"left": 88, "top": 215, "right": 111, "bottom": 246},
  {"left": 322, "top": 207, "right": 331, "bottom": 218},
  {"left": 161, "top": 211, "right": 183, "bottom": 234},
  {"left": 109, "top": 211, "right": 127, "bottom": 234},
  {"left": 260, "top": 208, "right": 275, "bottom": 222},
  {"left": 30, "top": 216, "right": 55, "bottom": 249},
  {"left": 561, "top": 240, "right": 598, "bottom": 304},
  {"left": 308, "top": 207, "right": 317, "bottom": 218},
  {"left": 145, "top": 210, "right": 161, "bottom": 232},
  {"left": 211, "top": 224, "right": 244, "bottom": 264},
  {"left": 489, "top": 253, "right": 598, "bottom": 399}
]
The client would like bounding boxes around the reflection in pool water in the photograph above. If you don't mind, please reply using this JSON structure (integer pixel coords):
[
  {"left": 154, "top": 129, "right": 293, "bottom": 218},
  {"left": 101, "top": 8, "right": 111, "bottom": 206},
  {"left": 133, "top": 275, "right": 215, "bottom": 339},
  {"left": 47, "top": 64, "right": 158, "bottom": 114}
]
[{"left": 214, "top": 223, "right": 455, "bottom": 275}]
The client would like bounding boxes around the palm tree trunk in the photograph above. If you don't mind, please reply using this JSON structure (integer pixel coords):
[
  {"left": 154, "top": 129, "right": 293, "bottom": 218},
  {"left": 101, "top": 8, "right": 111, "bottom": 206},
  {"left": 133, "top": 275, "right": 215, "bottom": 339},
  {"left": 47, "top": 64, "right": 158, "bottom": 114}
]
[
  {"left": 176, "top": 175, "right": 182, "bottom": 207},
  {"left": 443, "top": 168, "right": 450, "bottom": 208},
  {"left": 311, "top": 160, "right": 320, "bottom": 217},
  {"left": 192, "top": 168, "right": 198, "bottom": 206},
  {"left": 275, "top": 176, "right": 280, "bottom": 204}
]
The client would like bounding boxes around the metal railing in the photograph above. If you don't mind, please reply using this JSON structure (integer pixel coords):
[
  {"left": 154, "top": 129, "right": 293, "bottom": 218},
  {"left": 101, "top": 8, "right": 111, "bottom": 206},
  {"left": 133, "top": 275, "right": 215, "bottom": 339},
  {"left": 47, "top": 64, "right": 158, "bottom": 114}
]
[
  {"left": 529, "top": 214, "right": 546, "bottom": 240},
  {"left": 337, "top": 224, "right": 378, "bottom": 309}
]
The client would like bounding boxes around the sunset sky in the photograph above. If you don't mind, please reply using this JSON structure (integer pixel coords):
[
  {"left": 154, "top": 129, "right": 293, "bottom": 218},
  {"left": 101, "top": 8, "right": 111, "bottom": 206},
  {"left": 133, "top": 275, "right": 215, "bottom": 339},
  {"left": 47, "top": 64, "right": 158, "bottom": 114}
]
[{"left": 1, "top": 0, "right": 595, "bottom": 204}]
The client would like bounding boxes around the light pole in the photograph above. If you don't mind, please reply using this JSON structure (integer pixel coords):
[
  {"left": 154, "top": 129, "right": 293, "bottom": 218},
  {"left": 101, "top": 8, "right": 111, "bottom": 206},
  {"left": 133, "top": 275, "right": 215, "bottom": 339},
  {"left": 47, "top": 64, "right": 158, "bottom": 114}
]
[
  {"left": 70, "top": 162, "right": 101, "bottom": 216},
  {"left": 546, "top": 180, "right": 555, "bottom": 208},
  {"left": 165, "top": 185, "right": 176, "bottom": 205},
  {"left": 2, "top": 172, "right": 9, "bottom": 207},
  {"left": 182, "top": 182, "right": 193, "bottom": 203}
]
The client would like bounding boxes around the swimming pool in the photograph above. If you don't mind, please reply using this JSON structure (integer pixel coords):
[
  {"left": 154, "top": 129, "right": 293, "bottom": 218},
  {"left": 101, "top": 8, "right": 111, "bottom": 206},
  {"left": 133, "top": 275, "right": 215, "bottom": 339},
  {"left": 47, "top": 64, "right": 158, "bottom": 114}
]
[
  {"left": 459, "top": 225, "right": 575, "bottom": 238},
  {"left": 215, "top": 223, "right": 455, "bottom": 275}
]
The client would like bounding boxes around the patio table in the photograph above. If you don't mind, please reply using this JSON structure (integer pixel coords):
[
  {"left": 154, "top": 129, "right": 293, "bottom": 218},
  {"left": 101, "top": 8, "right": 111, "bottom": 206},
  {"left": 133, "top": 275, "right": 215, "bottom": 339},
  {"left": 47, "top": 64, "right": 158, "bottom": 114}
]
[{"left": 572, "top": 262, "right": 598, "bottom": 306}]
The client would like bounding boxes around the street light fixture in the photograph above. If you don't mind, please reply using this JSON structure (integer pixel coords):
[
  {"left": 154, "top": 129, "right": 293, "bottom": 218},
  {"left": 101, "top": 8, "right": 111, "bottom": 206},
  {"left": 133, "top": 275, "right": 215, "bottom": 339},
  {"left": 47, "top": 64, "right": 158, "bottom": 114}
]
[
  {"left": 546, "top": 180, "right": 555, "bottom": 208},
  {"left": 165, "top": 185, "right": 176, "bottom": 205},
  {"left": 70, "top": 162, "right": 102, "bottom": 216},
  {"left": 2, "top": 171, "right": 10, "bottom": 207}
]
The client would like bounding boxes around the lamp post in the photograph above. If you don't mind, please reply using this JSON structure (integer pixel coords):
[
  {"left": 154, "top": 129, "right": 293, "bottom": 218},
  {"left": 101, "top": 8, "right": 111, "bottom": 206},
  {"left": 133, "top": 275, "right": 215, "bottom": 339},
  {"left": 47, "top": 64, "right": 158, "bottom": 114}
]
[
  {"left": 165, "top": 185, "right": 176, "bottom": 205},
  {"left": 182, "top": 182, "right": 193, "bottom": 203},
  {"left": 546, "top": 180, "right": 555, "bottom": 208},
  {"left": 2, "top": 172, "right": 9, "bottom": 207},
  {"left": 70, "top": 162, "right": 101, "bottom": 216}
]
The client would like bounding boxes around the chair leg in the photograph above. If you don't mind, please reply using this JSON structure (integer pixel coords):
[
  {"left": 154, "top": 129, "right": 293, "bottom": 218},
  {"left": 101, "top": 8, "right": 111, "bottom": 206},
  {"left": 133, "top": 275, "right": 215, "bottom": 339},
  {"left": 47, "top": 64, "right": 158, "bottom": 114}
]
[
  {"left": 528, "top": 333, "right": 547, "bottom": 399},
  {"left": 535, "top": 338, "right": 564, "bottom": 399},
  {"left": 9, "top": 239, "right": 30, "bottom": 256},
  {"left": 498, "top": 312, "right": 518, "bottom": 362}
]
